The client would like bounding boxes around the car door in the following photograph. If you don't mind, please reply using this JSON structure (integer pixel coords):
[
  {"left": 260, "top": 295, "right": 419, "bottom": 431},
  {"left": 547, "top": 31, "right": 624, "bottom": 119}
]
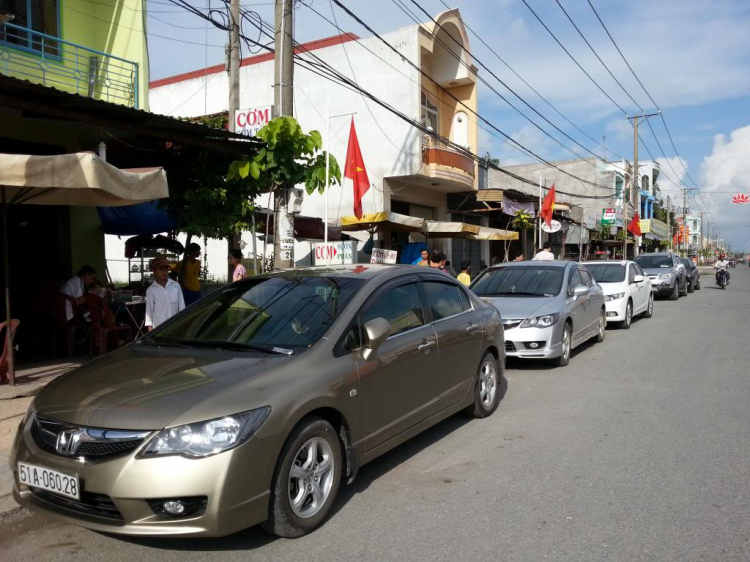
[
  {"left": 630, "top": 263, "right": 647, "bottom": 313},
  {"left": 566, "top": 268, "right": 588, "bottom": 346},
  {"left": 419, "top": 276, "right": 483, "bottom": 409},
  {"left": 355, "top": 277, "right": 441, "bottom": 452},
  {"left": 578, "top": 268, "right": 599, "bottom": 334}
]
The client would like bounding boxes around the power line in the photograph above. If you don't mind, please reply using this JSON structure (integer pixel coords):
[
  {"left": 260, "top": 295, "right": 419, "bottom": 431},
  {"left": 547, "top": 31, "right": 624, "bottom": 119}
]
[
  {"left": 585, "top": 0, "right": 698, "bottom": 188},
  {"left": 436, "top": 0, "right": 624, "bottom": 161}
]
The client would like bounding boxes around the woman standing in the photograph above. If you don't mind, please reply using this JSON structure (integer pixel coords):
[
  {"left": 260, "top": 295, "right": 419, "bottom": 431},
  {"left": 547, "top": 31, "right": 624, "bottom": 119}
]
[{"left": 228, "top": 249, "right": 247, "bottom": 282}]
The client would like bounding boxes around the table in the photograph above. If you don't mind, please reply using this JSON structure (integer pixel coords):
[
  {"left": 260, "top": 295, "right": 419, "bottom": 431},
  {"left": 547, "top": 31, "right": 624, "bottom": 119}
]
[{"left": 114, "top": 300, "right": 146, "bottom": 338}]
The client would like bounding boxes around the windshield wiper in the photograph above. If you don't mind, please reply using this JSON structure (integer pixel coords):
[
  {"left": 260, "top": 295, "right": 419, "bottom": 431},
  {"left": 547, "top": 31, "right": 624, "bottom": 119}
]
[{"left": 181, "top": 339, "right": 294, "bottom": 356}]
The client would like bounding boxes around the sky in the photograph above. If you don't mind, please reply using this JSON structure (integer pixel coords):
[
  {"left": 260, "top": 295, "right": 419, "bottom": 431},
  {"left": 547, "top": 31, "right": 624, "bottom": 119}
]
[{"left": 145, "top": 0, "right": 750, "bottom": 252}]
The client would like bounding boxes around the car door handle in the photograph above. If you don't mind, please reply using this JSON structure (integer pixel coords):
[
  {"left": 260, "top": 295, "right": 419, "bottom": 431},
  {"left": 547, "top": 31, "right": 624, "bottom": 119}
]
[
  {"left": 417, "top": 340, "right": 436, "bottom": 351},
  {"left": 466, "top": 323, "right": 479, "bottom": 332}
]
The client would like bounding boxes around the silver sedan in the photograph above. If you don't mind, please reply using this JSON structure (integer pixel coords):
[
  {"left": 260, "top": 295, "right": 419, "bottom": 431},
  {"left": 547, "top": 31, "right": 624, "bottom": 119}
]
[{"left": 470, "top": 261, "right": 606, "bottom": 367}]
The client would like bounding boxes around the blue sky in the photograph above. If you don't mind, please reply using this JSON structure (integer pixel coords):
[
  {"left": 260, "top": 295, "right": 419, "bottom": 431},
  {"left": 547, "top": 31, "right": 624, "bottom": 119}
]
[{"left": 146, "top": 0, "right": 750, "bottom": 251}]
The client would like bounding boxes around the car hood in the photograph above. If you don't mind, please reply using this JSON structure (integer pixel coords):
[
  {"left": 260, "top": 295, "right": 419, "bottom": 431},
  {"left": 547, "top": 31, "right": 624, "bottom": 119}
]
[
  {"left": 596, "top": 282, "right": 626, "bottom": 294},
  {"left": 479, "top": 295, "right": 560, "bottom": 320},
  {"left": 32, "top": 344, "right": 292, "bottom": 430},
  {"left": 640, "top": 267, "right": 674, "bottom": 276}
]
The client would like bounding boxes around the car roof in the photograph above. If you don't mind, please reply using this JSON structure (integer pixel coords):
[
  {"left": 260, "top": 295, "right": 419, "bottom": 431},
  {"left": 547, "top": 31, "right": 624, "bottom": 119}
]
[
  {"left": 583, "top": 260, "right": 630, "bottom": 266},
  {"left": 487, "top": 260, "right": 572, "bottom": 270},
  {"left": 261, "top": 264, "right": 413, "bottom": 281}
]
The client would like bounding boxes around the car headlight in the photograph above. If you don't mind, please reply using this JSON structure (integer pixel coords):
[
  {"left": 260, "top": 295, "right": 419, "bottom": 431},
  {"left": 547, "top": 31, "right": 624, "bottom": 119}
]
[
  {"left": 141, "top": 407, "right": 271, "bottom": 458},
  {"left": 520, "top": 313, "right": 560, "bottom": 329},
  {"left": 659, "top": 273, "right": 673, "bottom": 279},
  {"left": 605, "top": 292, "right": 625, "bottom": 302}
]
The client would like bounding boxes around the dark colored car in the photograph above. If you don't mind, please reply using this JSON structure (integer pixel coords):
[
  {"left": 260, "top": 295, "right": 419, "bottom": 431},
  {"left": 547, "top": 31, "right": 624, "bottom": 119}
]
[
  {"left": 11, "top": 265, "right": 505, "bottom": 538},
  {"left": 681, "top": 258, "right": 701, "bottom": 292}
]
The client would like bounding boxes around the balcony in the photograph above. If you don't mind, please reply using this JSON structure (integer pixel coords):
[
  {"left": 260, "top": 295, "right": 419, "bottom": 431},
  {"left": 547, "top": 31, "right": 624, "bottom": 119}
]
[
  {"left": 0, "top": 22, "right": 139, "bottom": 108},
  {"left": 420, "top": 137, "right": 475, "bottom": 192}
]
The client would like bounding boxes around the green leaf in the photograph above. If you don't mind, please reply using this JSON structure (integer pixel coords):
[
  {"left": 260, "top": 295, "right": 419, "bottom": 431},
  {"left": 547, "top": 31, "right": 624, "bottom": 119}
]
[
  {"left": 238, "top": 161, "right": 250, "bottom": 179},
  {"left": 249, "top": 161, "right": 260, "bottom": 180}
]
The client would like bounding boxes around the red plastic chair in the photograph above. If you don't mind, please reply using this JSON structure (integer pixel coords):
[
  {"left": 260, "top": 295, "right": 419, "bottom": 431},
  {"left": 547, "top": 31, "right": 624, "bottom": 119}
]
[
  {"left": 0, "top": 319, "right": 20, "bottom": 385},
  {"left": 83, "top": 294, "right": 132, "bottom": 356},
  {"left": 52, "top": 293, "right": 87, "bottom": 357}
]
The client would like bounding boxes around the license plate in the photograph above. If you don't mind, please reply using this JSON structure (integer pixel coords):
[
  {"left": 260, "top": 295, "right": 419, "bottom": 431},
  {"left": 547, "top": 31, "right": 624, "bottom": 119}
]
[{"left": 18, "top": 462, "right": 80, "bottom": 500}]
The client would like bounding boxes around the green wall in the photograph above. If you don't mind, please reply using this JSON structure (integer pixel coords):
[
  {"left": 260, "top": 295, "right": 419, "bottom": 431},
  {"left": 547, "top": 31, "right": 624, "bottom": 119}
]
[{"left": 68, "top": 207, "right": 106, "bottom": 281}]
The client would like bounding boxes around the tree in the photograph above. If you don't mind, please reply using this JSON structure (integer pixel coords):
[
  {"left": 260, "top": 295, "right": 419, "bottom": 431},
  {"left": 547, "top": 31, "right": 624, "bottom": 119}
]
[{"left": 227, "top": 116, "right": 341, "bottom": 269}]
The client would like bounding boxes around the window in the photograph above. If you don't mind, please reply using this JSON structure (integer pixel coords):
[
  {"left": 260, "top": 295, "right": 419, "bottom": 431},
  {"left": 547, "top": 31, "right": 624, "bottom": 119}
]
[
  {"left": 633, "top": 264, "right": 644, "bottom": 277},
  {"left": 360, "top": 283, "right": 424, "bottom": 338},
  {"left": 579, "top": 270, "right": 595, "bottom": 287},
  {"left": 567, "top": 269, "right": 582, "bottom": 293},
  {"left": 422, "top": 281, "right": 466, "bottom": 321},
  {"left": 586, "top": 264, "right": 625, "bottom": 283},
  {"left": 0, "top": 0, "right": 60, "bottom": 56},
  {"left": 628, "top": 265, "right": 636, "bottom": 284},
  {"left": 421, "top": 91, "right": 439, "bottom": 133},
  {"left": 472, "top": 266, "right": 565, "bottom": 298}
]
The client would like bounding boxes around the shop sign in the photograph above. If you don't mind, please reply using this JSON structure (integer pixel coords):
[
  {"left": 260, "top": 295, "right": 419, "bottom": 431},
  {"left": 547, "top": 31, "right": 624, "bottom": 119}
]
[
  {"left": 541, "top": 220, "right": 562, "bottom": 233},
  {"left": 235, "top": 105, "right": 273, "bottom": 137},
  {"left": 370, "top": 248, "right": 398, "bottom": 264},
  {"left": 639, "top": 219, "right": 651, "bottom": 234},
  {"left": 601, "top": 208, "right": 616, "bottom": 224},
  {"left": 313, "top": 241, "right": 355, "bottom": 265}
]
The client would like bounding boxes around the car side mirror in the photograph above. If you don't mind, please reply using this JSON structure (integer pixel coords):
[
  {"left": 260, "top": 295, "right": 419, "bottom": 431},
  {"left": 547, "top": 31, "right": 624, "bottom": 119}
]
[
  {"left": 362, "top": 317, "right": 391, "bottom": 361},
  {"left": 572, "top": 285, "right": 589, "bottom": 297},
  {"left": 633, "top": 275, "right": 645, "bottom": 283}
]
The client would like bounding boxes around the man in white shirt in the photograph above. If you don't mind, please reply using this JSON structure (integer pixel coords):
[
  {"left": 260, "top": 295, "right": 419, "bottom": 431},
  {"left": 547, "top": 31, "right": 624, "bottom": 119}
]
[
  {"left": 59, "top": 265, "right": 97, "bottom": 322},
  {"left": 146, "top": 256, "right": 185, "bottom": 330},
  {"left": 532, "top": 243, "right": 555, "bottom": 262},
  {"left": 715, "top": 255, "right": 730, "bottom": 285}
]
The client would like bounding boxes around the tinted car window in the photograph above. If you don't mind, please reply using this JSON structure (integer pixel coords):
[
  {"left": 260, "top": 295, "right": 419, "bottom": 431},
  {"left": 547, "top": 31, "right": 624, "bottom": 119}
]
[
  {"left": 586, "top": 264, "right": 626, "bottom": 283},
  {"left": 635, "top": 255, "right": 673, "bottom": 268},
  {"left": 472, "top": 266, "right": 565, "bottom": 297},
  {"left": 150, "top": 276, "right": 364, "bottom": 351},
  {"left": 422, "top": 281, "right": 465, "bottom": 320},
  {"left": 360, "top": 283, "right": 424, "bottom": 337},
  {"left": 633, "top": 264, "right": 644, "bottom": 276},
  {"left": 568, "top": 269, "right": 583, "bottom": 292},
  {"left": 580, "top": 270, "right": 594, "bottom": 287},
  {"left": 628, "top": 265, "right": 636, "bottom": 284}
]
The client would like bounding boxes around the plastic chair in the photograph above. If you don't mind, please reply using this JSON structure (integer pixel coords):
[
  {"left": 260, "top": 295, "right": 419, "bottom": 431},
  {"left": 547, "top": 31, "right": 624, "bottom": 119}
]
[
  {"left": 83, "top": 294, "right": 132, "bottom": 356},
  {"left": 52, "top": 293, "right": 87, "bottom": 357},
  {"left": 0, "top": 319, "right": 20, "bottom": 385}
]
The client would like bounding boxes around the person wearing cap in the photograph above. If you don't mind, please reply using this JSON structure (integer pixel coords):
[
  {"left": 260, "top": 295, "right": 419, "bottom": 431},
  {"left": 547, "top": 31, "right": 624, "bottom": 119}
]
[{"left": 145, "top": 255, "right": 185, "bottom": 331}]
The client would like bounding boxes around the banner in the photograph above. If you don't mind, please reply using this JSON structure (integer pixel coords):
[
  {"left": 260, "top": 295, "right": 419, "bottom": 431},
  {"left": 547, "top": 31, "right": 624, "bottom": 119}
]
[
  {"left": 312, "top": 241, "right": 355, "bottom": 265},
  {"left": 502, "top": 197, "right": 536, "bottom": 218},
  {"left": 370, "top": 248, "right": 398, "bottom": 264}
]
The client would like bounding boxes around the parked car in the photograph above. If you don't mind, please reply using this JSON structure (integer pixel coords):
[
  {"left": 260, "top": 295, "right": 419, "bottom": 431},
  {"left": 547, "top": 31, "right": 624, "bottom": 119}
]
[
  {"left": 470, "top": 261, "right": 606, "bottom": 367},
  {"left": 634, "top": 252, "right": 688, "bottom": 300},
  {"left": 583, "top": 261, "right": 654, "bottom": 329},
  {"left": 11, "top": 266, "right": 505, "bottom": 538},
  {"left": 681, "top": 258, "right": 701, "bottom": 292}
]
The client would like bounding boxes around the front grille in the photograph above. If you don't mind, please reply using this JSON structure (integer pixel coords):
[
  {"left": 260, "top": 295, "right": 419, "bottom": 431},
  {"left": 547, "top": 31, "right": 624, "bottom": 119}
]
[
  {"left": 31, "top": 416, "right": 148, "bottom": 461},
  {"left": 32, "top": 489, "right": 124, "bottom": 521},
  {"left": 502, "top": 320, "right": 522, "bottom": 330},
  {"left": 505, "top": 341, "right": 516, "bottom": 352}
]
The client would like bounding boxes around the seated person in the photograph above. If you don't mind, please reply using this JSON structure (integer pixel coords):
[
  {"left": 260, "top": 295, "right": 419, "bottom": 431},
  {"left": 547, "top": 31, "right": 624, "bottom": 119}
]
[{"left": 60, "top": 265, "right": 97, "bottom": 323}]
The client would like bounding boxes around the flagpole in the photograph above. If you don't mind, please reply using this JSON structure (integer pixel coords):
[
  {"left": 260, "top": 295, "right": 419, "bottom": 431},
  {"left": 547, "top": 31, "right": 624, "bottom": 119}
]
[{"left": 325, "top": 107, "right": 330, "bottom": 265}]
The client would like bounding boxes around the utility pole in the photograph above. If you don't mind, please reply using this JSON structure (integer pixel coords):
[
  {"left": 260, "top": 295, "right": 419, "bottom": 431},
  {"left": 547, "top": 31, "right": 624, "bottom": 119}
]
[
  {"left": 682, "top": 187, "right": 687, "bottom": 257},
  {"left": 666, "top": 195, "right": 672, "bottom": 251},
  {"left": 699, "top": 211, "right": 704, "bottom": 264},
  {"left": 272, "top": 0, "right": 295, "bottom": 270},
  {"left": 626, "top": 112, "right": 658, "bottom": 259},
  {"left": 227, "top": 0, "right": 242, "bottom": 277}
]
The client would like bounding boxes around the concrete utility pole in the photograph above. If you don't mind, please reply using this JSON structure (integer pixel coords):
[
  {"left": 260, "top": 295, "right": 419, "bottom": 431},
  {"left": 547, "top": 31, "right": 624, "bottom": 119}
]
[
  {"left": 271, "top": 0, "right": 295, "bottom": 270},
  {"left": 667, "top": 195, "right": 672, "bottom": 251},
  {"left": 699, "top": 211, "right": 704, "bottom": 263},
  {"left": 627, "top": 112, "right": 658, "bottom": 258},
  {"left": 227, "top": 0, "right": 242, "bottom": 278}
]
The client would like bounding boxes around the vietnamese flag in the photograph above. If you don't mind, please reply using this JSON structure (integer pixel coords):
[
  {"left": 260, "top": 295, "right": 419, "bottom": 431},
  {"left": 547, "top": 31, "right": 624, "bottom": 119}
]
[
  {"left": 344, "top": 119, "right": 370, "bottom": 219},
  {"left": 540, "top": 184, "right": 555, "bottom": 226},
  {"left": 627, "top": 213, "right": 642, "bottom": 236}
]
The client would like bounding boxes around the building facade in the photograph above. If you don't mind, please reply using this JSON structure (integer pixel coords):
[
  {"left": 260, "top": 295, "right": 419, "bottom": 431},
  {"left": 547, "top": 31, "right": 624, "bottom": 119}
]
[{"left": 149, "top": 9, "right": 482, "bottom": 269}]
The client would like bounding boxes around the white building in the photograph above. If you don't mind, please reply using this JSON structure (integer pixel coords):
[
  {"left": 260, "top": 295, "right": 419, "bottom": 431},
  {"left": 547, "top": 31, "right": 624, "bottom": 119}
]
[{"left": 144, "top": 9, "right": 483, "bottom": 278}]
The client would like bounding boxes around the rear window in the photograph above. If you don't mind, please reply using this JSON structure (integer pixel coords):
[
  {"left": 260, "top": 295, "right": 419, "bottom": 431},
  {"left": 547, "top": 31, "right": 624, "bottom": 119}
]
[
  {"left": 422, "top": 281, "right": 466, "bottom": 320},
  {"left": 472, "top": 266, "right": 565, "bottom": 297},
  {"left": 586, "top": 264, "right": 626, "bottom": 283},
  {"left": 635, "top": 255, "right": 673, "bottom": 268}
]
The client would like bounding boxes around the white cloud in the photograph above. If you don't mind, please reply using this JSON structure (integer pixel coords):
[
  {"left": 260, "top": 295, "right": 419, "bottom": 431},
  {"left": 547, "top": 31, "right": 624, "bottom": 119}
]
[
  {"left": 655, "top": 156, "right": 688, "bottom": 189},
  {"left": 699, "top": 125, "right": 750, "bottom": 250}
]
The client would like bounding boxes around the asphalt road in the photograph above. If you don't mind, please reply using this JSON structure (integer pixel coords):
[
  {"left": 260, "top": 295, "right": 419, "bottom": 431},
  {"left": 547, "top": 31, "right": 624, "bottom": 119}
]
[{"left": 2, "top": 267, "right": 749, "bottom": 562}]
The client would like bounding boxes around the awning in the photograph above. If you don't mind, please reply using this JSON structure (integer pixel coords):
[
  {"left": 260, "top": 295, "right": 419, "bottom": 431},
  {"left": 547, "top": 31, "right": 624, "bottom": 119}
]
[
  {"left": 425, "top": 221, "right": 480, "bottom": 239},
  {"left": 98, "top": 200, "right": 177, "bottom": 236},
  {"left": 473, "top": 227, "right": 519, "bottom": 241},
  {"left": 340, "top": 212, "right": 426, "bottom": 233},
  {"left": 0, "top": 152, "right": 168, "bottom": 206}
]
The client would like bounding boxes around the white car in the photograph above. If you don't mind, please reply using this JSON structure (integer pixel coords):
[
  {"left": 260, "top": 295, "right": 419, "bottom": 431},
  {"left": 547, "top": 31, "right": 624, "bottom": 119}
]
[{"left": 583, "top": 261, "right": 653, "bottom": 329}]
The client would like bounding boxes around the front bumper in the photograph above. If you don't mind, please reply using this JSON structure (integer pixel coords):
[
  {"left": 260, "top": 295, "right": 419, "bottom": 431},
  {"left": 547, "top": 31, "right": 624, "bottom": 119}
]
[
  {"left": 10, "top": 414, "right": 284, "bottom": 537},
  {"left": 649, "top": 278, "right": 675, "bottom": 295},
  {"left": 504, "top": 324, "right": 563, "bottom": 359},
  {"left": 604, "top": 298, "right": 627, "bottom": 323}
]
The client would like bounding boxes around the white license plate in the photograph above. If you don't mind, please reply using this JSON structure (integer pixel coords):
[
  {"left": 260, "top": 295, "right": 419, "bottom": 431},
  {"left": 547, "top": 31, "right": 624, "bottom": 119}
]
[{"left": 18, "top": 462, "right": 80, "bottom": 500}]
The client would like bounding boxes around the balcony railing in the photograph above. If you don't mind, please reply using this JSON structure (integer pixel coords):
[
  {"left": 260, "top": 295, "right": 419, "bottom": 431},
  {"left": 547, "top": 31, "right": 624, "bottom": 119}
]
[
  {"left": 0, "top": 22, "right": 139, "bottom": 108},
  {"left": 422, "top": 136, "right": 475, "bottom": 177}
]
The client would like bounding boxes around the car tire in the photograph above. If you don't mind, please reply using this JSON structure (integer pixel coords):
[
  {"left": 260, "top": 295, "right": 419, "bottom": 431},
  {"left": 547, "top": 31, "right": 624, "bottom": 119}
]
[
  {"left": 642, "top": 294, "right": 654, "bottom": 318},
  {"left": 553, "top": 323, "right": 572, "bottom": 367},
  {"left": 669, "top": 283, "right": 679, "bottom": 300},
  {"left": 679, "top": 279, "right": 689, "bottom": 297},
  {"left": 262, "top": 417, "right": 342, "bottom": 538},
  {"left": 621, "top": 300, "right": 632, "bottom": 330},
  {"left": 595, "top": 309, "right": 606, "bottom": 342},
  {"left": 688, "top": 279, "right": 695, "bottom": 293},
  {"left": 464, "top": 352, "right": 503, "bottom": 418},
  {"left": 695, "top": 279, "right": 701, "bottom": 290}
]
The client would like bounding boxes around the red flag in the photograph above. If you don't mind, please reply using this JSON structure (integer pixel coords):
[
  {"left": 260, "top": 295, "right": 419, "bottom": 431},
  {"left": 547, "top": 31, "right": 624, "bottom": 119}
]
[
  {"left": 344, "top": 119, "right": 370, "bottom": 219},
  {"left": 627, "top": 212, "right": 642, "bottom": 237},
  {"left": 540, "top": 184, "right": 555, "bottom": 226}
]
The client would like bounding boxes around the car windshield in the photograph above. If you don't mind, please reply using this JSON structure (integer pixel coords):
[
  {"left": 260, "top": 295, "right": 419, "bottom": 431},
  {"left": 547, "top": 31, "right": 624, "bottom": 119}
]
[
  {"left": 585, "top": 264, "right": 626, "bottom": 283},
  {"left": 147, "top": 276, "right": 365, "bottom": 352},
  {"left": 635, "top": 255, "right": 673, "bottom": 268},
  {"left": 471, "top": 266, "right": 564, "bottom": 297}
]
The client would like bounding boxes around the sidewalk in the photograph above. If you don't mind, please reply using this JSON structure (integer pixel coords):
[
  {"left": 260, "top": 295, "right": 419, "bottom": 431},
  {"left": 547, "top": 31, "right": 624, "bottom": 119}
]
[{"left": 0, "top": 360, "right": 86, "bottom": 516}]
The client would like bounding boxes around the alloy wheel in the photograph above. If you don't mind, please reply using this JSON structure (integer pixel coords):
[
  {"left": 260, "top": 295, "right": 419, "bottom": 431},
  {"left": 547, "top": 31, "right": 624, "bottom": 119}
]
[
  {"left": 288, "top": 437, "right": 335, "bottom": 519},
  {"left": 626, "top": 303, "right": 632, "bottom": 325},
  {"left": 561, "top": 328, "right": 570, "bottom": 360},
  {"left": 479, "top": 359, "right": 497, "bottom": 408}
]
